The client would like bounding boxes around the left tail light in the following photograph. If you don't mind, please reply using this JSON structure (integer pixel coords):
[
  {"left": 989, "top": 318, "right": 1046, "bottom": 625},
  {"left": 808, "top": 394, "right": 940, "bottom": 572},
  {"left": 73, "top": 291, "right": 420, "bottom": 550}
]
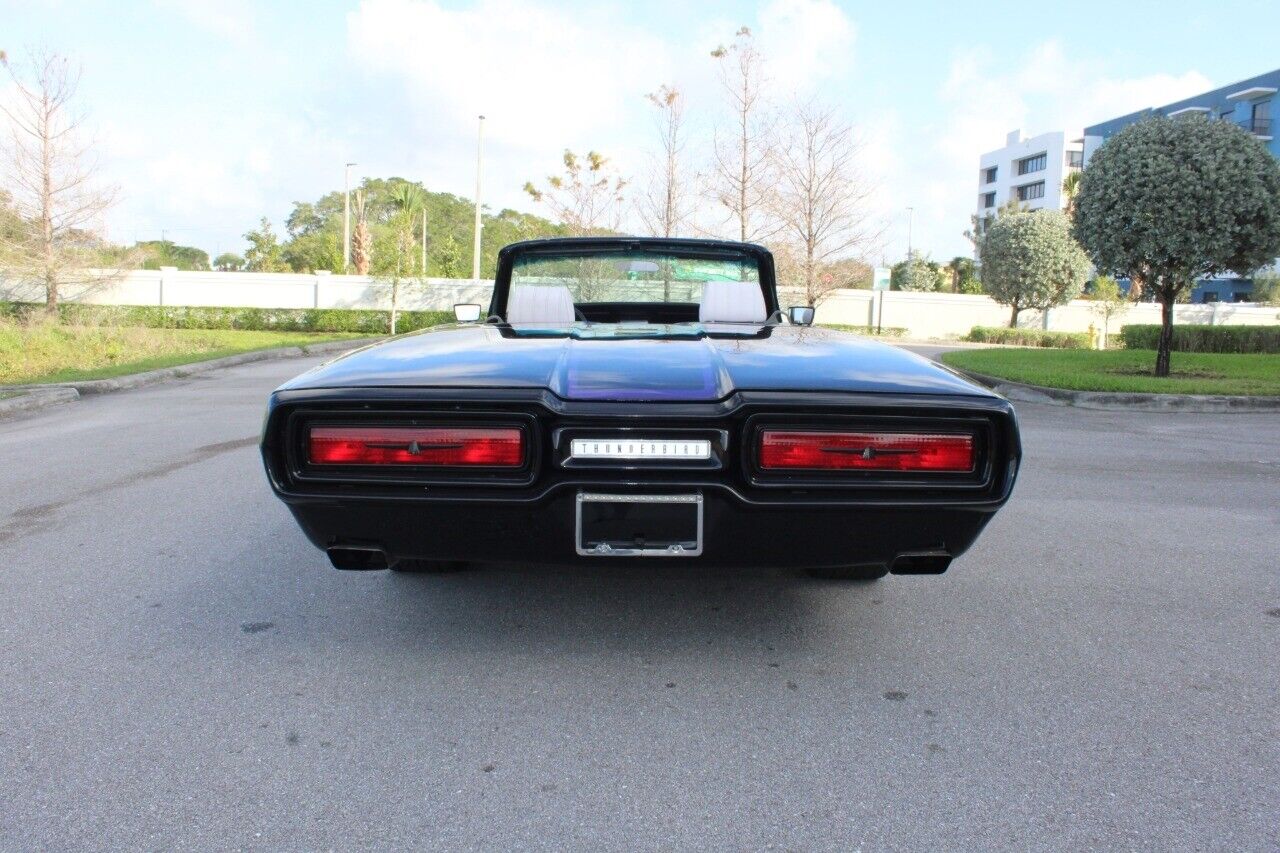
[{"left": 308, "top": 426, "right": 525, "bottom": 467}]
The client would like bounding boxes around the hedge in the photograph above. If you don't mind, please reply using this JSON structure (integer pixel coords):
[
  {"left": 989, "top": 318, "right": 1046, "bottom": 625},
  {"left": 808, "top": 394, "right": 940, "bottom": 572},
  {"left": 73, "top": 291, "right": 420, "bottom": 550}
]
[
  {"left": 965, "top": 326, "right": 1091, "bottom": 348},
  {"left": 0, "top": 302, "right": 453, "bottom": 334},
  {"left": 1119, "top": 324, "right": 1280, "bottom": 354},
  {"left": 819, "top": 324, "right": 909, "bottom": 337}
]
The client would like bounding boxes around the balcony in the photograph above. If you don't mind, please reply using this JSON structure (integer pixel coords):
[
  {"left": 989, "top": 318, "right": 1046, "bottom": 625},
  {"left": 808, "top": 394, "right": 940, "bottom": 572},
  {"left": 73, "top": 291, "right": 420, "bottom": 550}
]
[{"left": 1239, "top": 118, "right": 1273, "bottom": 140}]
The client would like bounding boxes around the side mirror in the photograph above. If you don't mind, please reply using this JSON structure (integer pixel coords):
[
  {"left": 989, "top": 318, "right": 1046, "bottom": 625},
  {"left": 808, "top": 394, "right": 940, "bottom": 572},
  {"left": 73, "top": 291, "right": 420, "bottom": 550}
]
[
  {"left": 788, "top": 306, "right": 815, "bottom": 326},
  {"left": 454, "top": 303, "right": 482, "bottom": 323}
]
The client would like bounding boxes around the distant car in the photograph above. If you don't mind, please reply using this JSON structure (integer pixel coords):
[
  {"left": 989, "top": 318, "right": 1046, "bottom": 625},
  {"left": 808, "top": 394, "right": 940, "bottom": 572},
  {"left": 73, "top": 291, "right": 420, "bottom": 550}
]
[{"left": 261, "top": 237, "right": 1020, "bottom": 580}]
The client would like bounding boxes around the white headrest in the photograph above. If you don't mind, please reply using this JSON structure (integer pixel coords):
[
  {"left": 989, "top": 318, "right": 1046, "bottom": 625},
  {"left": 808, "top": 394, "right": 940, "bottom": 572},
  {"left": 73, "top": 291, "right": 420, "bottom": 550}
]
[
  {"left": 699, "top": 280, "right": 767, "bottom": 323},
  {"left": 506, "top": 285, "right": 576, "bottom": 324}
]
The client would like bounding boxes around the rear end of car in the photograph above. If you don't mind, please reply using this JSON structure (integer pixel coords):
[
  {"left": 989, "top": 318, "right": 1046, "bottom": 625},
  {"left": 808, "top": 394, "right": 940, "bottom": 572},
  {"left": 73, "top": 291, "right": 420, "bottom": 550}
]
[{"left": 261, "top": 386, "right": 1019, "bottom": 574}]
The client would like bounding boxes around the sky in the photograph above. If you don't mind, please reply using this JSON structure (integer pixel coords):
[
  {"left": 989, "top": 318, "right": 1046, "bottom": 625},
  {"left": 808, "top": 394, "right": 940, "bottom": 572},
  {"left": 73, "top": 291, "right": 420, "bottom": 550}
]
[{"left": 4, "top": 0, "right": 1279, "bottom": 263}]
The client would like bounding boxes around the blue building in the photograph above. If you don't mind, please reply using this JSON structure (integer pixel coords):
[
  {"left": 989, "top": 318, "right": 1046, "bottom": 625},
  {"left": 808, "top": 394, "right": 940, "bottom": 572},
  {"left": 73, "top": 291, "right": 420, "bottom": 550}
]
[{"left": 1082, "top": 68, "right": 1279, "bottom": 303}]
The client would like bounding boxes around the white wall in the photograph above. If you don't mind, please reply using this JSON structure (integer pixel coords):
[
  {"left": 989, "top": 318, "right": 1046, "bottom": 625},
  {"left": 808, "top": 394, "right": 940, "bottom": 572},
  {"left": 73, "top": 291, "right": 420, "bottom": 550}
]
[
  {"left": 0, "top": 269, "right": 493, "bottom": 313},
  {"left": 802, "top": 289, "right": 1278, "bottom": 337},
  {"left": 4, "top": 269, "right": 1277, "bottom": 339}
]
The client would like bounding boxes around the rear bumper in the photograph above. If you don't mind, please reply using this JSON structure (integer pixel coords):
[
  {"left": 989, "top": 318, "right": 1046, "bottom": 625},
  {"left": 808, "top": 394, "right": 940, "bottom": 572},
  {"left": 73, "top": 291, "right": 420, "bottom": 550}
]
[{"left": 283, "top": 486, "right": 997, "bottom": 572}]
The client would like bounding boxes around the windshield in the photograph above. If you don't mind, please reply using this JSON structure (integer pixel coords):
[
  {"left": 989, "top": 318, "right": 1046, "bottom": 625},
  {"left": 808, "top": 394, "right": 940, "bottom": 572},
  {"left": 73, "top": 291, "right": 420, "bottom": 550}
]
[{"left": 510, "top": 250, "right": 761, "bottom": 305}]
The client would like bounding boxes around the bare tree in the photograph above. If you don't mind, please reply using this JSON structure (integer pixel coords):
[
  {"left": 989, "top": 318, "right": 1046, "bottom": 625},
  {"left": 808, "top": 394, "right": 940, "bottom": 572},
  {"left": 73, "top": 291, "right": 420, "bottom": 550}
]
[
  {"left": 708, "top": 27, "right": 776, "bottom": 243},
  {"left": 771, "top": 100, "right": 881, "bottom": 306},
  {"left": 637, "top": 85, "right": 690, "bottom": 239},
  {"left": 523, "top": 150, "right": 626, "bottom": 236},
  {"left": 0, "top": 50, "right": 120, "bottom": 314}
]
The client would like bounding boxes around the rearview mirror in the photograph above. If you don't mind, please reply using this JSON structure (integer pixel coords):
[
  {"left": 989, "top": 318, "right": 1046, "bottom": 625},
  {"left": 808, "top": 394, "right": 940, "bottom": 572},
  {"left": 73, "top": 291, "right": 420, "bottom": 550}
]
[
  {"left": 454, "top": 303, "right": 482, "bottom": 323},
  {"left": 788, "top": 306, "right": 815, "bottom": 326}
]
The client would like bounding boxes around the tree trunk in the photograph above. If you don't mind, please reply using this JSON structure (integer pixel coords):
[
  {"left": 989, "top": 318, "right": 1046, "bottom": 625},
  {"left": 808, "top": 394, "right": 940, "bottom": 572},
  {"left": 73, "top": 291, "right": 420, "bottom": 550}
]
[
  {"left": 1155, "top": 294, "right": 1174, "bottom": 377},
  {"left": 44, "top": 272, "right": 58, "bottom": 316},
  {"left": 1009, "top": 304, "right": 1020, "bottom": 328},
  {"left": 390, "top": 279, "right": 399, "bottom": 336}
]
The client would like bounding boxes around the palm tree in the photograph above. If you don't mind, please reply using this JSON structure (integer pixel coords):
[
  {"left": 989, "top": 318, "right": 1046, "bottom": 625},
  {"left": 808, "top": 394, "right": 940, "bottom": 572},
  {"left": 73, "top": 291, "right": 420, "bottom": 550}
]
[
  {"left": 388, "top": 184, "right": 425, "bottom": 276},
  {"left": 1062, "top": 170, "right": 1082, "bottom": 216},
  {"left": 384, "top": 184, "right": 427, "bottom": 334},
  {"left": 351, "top": 190, "right": 371, "bottom": 276}
]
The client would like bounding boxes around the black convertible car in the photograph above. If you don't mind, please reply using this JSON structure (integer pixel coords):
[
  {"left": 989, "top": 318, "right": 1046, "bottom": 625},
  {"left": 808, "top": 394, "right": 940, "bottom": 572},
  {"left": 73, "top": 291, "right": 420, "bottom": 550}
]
[{"left": 261, "top": 237, "right": 1020, "bottom": 580}]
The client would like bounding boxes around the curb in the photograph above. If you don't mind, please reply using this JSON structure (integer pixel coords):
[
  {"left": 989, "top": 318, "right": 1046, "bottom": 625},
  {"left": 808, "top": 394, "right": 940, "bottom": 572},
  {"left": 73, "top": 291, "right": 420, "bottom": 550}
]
[
  {"left": 0, "top": 336, "right": 383, "bottom": 407},
  {"left": 0, "top": 387, "right": 82, "bottom": 419},
  {"left": 957, "top": 369, "right": 1280, "bottom": 413}
]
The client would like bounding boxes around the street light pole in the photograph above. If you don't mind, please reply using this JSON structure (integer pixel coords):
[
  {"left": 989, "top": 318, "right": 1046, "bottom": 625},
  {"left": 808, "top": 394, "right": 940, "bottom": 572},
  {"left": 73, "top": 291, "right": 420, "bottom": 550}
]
[
  {"left": 343, "top": 162, "right": 357, "bottom": 273},
  {"left": 906, "top": 206, "right": 914, "bottom": 260},
  {"left": 472, "top": 115, "right": 485, "bottom": 283}
]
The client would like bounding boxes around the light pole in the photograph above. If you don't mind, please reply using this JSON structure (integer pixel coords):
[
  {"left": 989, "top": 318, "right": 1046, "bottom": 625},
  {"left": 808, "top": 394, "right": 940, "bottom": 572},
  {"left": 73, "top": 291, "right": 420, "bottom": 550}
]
[
  {"left": 905, "top": 206, "right": 914, "bottom": 260},
  {"left": 343, "top": 162, "right": 357, "bottom": 273},
  {"left": 472, "top": 115, "right": 485, "bottom": 283}
]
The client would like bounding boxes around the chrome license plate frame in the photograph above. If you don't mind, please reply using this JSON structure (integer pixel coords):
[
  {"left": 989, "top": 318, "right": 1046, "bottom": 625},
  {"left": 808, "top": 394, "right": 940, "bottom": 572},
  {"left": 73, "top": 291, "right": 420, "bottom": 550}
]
[{"left": 575, "top": 492, "right": 703, "bottom": 557}]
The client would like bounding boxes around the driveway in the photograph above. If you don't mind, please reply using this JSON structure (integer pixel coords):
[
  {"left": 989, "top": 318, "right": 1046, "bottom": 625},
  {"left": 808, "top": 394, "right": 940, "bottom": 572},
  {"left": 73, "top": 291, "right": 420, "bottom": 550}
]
[{"left": 1, "top": 356, "right": 1276, "bottom": 849}]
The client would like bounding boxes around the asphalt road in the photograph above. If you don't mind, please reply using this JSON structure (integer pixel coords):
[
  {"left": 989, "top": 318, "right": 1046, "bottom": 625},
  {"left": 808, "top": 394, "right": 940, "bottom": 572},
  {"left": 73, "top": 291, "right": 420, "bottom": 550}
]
[{"left": 1, "top": 355, "right": 1277, "bottom": 851}]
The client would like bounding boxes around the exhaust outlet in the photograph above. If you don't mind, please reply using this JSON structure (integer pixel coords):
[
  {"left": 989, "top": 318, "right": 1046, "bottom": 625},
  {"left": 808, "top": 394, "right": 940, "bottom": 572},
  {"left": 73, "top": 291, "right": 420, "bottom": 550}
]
[
  {"left": 326, "top": 545, "right": 391, "bottom": 571},
  {"left": 891, "top": 551, "right": 952, "bottom": 575}
]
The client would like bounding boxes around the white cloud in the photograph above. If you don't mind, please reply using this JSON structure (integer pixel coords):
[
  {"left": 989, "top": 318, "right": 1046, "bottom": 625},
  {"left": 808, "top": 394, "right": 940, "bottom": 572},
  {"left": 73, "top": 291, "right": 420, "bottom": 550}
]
[
  {"left": 756, "top": 0, "right": 856, "bottom": 96},
  {"left": 151, "top": 0, "right": 258, "bottom": 45},
  {"left": 884, "top": 42, "right": 1213, "bottom": 260},
  {"left": 347, "top": 0, "right": 671, "bottom": 150}
]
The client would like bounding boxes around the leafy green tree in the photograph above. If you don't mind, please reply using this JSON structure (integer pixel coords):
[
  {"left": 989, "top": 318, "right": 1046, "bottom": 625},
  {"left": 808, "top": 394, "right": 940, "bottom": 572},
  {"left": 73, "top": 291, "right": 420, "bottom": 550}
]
[
  {"left": 1087, "top": 275, "right": 1131, "bottom": 348},
  {"left": 965, "top": 198, "right": 1022, "bottom": 255},
  {"left": 1073, "top": 115, "right": 1280, "bottom": 375},
  {"left": 213, "top": 252, "right": 244, "bottom": 272},
  {"left": 242, "top": 218, "right": 288, "bottom": 272},
  {"left": 981, "top": 209, "right": 1089, "bottom": 327},
  {"left": 434, "top": 233, "right": 464, "bottom": 278},
  {"left": 273, "top": 177, "right": 566, "bottom": 277},
  {"left": 1250, "top": 269, "right": 1280, "bottom": 305},
  {"left": 946, "top": 256, "right": 978, "bottom": 293},
  {"left": 135, "top": 240, "right": 209, "bottom": 271},
  {"left": 892, "top": 251, "right": 941, "bottom": 292}
]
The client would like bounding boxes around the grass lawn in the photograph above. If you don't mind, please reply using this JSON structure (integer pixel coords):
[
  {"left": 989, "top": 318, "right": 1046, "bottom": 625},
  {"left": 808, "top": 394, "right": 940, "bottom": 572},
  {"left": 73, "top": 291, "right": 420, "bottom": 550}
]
[
  {"left": 941, "top": 348, "right": 1280, "bottom": 396},
  {"left": 0, "top": 323, "right": 370, "bottom": 386}
]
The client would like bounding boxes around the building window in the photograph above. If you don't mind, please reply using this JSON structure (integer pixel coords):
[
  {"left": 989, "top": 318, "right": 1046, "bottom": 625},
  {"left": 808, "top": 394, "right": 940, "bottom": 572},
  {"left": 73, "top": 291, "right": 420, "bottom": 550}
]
[
  {"left": 1017, "top": 153, "right": 1047, "bottom": 175},
  {"left": 1015, "top": 181, "right": 1045, "bottom": 202},
  {"left": 984, "top": 166, "right": 998, "bottom": 184},
  {"left": 1201, "top": 292, "right": 1219, "bottom": 303},
  {"left": 1248, "top": 100, "right": 1271, "bottom": 136},
  {"left": 1066, "top": 150, "right": 1083, "bottom": 168},
  {"left": 980, "top": 191, "right": 996, "bottom": 208},
  {"left": 1232, "top": 291, "right": 1252, "bottom": 303}
]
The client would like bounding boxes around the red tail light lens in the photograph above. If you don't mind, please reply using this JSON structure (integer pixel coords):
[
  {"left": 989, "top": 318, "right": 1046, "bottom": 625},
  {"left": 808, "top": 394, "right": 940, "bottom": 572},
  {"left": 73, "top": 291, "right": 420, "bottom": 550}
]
[
  {"left": 309, "top": 426, "right": 525, "bottom": 467},
  {"left": 758, "top": 430, "right": 974, "bottom": 472}
]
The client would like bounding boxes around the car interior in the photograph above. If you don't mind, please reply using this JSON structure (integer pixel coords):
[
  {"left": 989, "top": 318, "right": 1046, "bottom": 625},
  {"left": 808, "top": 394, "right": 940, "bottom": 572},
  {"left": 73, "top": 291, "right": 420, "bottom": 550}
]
[{"left": 501, "top": 281, "right": 770, "bottom": 325}]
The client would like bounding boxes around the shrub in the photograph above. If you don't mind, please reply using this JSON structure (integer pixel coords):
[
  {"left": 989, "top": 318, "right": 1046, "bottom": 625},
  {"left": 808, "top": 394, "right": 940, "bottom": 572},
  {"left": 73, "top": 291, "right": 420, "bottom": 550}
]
[
  {"left": 965, "top": 326, "right": 1091, "bottom": 348},
  {"left": 0, "top": 302, "right": 452, "bottom": 334},
  {"left": 819, "top": 324, "right": 909, "bottom": 337},
  {"left": 1119, "top": 324, "right": 1280, "bottom": 354}
]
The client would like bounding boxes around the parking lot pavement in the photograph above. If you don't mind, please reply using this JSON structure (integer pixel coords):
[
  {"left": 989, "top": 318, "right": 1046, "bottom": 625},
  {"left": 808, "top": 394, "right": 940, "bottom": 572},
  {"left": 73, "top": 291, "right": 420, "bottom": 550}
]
[{"left": 1, "top": 356, "right": 1277, "bottom": 850}]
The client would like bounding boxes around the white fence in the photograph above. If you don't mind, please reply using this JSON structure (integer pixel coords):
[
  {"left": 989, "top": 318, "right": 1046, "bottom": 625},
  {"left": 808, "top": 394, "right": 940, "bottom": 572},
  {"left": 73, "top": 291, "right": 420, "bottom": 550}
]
[{"left": 4, "top": 269, "right": 1277, "bottom": 339}]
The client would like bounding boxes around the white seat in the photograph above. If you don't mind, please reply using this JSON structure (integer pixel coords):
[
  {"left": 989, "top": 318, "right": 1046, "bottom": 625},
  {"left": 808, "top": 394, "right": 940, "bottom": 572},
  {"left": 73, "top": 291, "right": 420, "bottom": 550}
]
[
  {"left": 698, "top": 280, "right": 767, "bottom": 323},
  {"left": 505, "top": 285, "right": 577, "bottom": 324}
]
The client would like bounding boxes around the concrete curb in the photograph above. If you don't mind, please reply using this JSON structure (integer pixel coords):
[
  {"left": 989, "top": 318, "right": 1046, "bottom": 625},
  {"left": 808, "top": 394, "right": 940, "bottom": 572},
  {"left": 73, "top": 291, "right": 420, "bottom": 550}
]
[
  {"left": 0, "top": 387, "right": 82, "bottom": 419},
  {"left": 0, "top": 336, "right": 383, "bottom": 399},
  {"left": 957, "top": 369, "right": 1280, "bottom": 413}
]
